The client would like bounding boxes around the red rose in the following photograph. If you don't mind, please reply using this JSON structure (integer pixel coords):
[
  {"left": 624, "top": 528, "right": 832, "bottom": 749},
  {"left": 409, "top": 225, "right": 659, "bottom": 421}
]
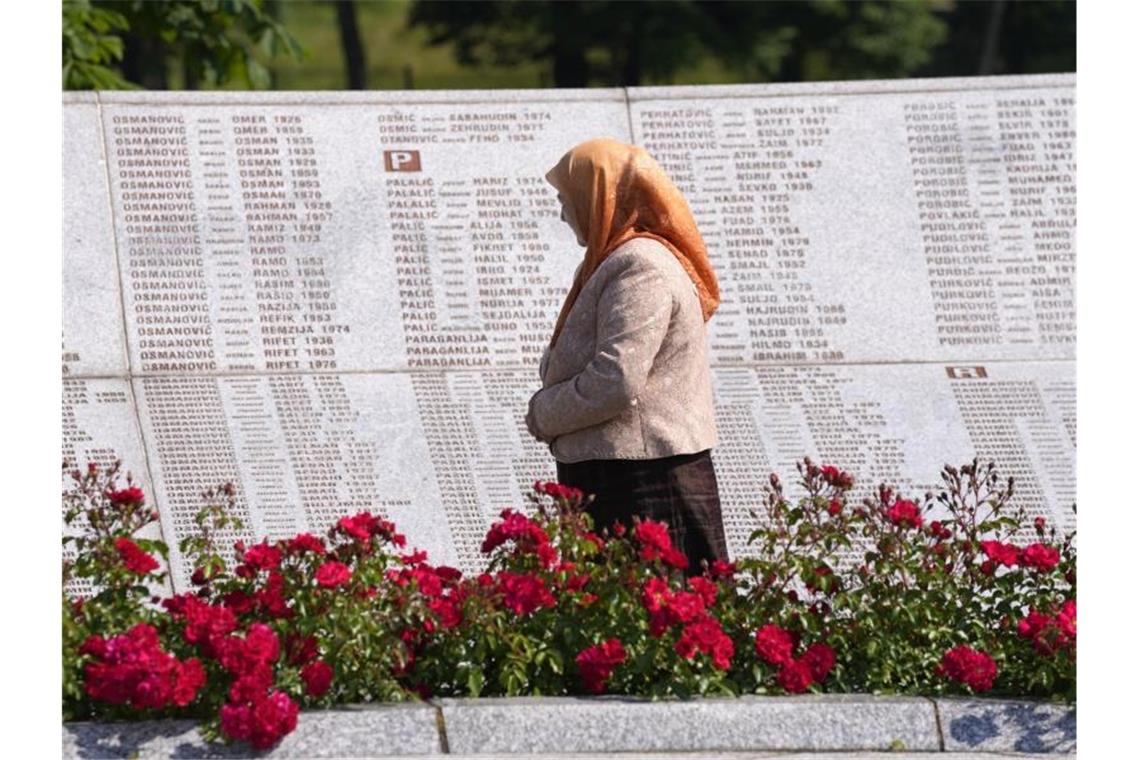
[
  {"left": 827, "top": 499, "right": 842, "bottom": 516},
  {"left": 428, "top": 596, "right": 464, "bottom": 630},
  {"left": 481, "top": 510, "right": 550, "bottom": 555},
  {"left": 248, "top": 691, "right": 299, "bottom": 750},
  {"left": 229, "top": 664, "right": 274, "bottom": 703},
  {"left": 633, "top": 520, "right": 689, "bottom": 569},
  {"left": 315, "top": 561, "right": 352, "bottom": 588},
  {"left": 106, "top": 486, "right": 146, "bottom": 506},
  {"left": 114, "top": 537, "right": 159, "bottom": 575},
  {"left": 172, "top": 596, "right": 237, "bottom": 655},
  {"left": 675, "top": 616, "right": 734, "bottom": 670},
  {"left": 243, "top": 623, "right": 281, "bottom": 666},
  {"left": 301, "top": 660, "right": 333, "bottom": 697},
  {"left": 172, "top": 658, "right": 205, "bottom": 707},
  {"left": 576, "top": 638, "right": 626, "bottom": 694},
  {"left": 819, "top": 465, "right": 854, "bottom": 490},
  {"left": 82, "top": 623, "right": 203, "bottom": 710},
  {"left": 255, "top": 572, "right": 292, "bottom": 620},
  {"left": 777, "top": 659, "right": 814, "bottom": 693},
  {"left": 1020, "top": 543, "right": 1060, "bottom": 571},
  {"left": 664, "top": 591, "right": 706, "bottom": 626},
  {"left": 935, "top": 645, "right": 997, "bottom": 692},
  {"left": 754, "top": 624, "right": 795, "bottom": 667},
  {"left": 287, "top": 533, "right": 325, "bottom": 555},
  {"left": 641, "top": 576, "right": 672, "bottom": 617},
  {"left": 980, "top": 540, "right": 1020, "bottom": 568},
  {"left": 337, "top": 512, "right": 377, "bottom": 544},
  {"left": 802, "top": 642, "right": 836, "bottom": 682},
  {"left": 495, "top": 571, "right": 556, "bottom": 616},
  {"left": 886, "top": 499, "right": 923, "bottom": 529},
  {"left": 221, "top": 702, "right": 253, "bottom": 742},
  {"left": 243, "top": 541, "right": 282, "bottom": 571},
  {"left": 708, "top": 560, "right": 737, "bottom": 581},
  {"left": 687, "top": 576, "right": 719, "bottom": 606}
]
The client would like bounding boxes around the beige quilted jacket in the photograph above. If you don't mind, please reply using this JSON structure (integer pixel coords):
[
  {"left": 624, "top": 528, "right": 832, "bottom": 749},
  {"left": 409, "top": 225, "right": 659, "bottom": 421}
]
[{"left": 528, "top": 236, "right": 718, "bottom": 463}]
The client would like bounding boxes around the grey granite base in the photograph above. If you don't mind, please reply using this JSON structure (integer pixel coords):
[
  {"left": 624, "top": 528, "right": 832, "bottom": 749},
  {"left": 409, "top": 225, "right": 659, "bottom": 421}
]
[
  {"left": 62, "top": 703, "right": 443, "bottom": 758},
  {"left": 437, "top": 694, "right": 938, "bottom": 754},
  {"left": 62, "top": 695, "right": 1076, "bottom": 757},
  {"left": 935, "top": 698, "right": 1076, "bottom": 754}
]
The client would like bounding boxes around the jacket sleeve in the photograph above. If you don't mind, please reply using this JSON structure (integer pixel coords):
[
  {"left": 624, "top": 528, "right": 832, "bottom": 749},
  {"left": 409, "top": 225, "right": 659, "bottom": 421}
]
[{"left": 529, "top": 254, "right": 672, "bottom": 439}]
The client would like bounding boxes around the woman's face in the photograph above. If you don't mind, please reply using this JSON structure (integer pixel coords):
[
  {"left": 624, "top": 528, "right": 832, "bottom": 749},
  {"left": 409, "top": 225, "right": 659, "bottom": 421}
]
[{"left": 557, "top": 192, "right": 587, "bottom": 247}]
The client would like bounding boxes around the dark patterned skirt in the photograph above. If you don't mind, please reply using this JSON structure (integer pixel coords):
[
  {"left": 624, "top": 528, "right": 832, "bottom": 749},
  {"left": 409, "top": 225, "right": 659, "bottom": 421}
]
[{"left": 555, "top": 449, "right": 730, "bottom": 577}]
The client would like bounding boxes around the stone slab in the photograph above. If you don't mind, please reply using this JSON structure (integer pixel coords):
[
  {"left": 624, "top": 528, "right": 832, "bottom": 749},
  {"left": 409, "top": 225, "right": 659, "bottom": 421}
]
[
  {"left": 449, "top": 755, "right": 1070, "bottom": 760},
  {"left": 936, "top": 697, "right": 1076, "bottom": 754},
  {"left": 78, "top": 72, "right": 1075, "bottom": 378},
  {"left": 62, "top": 377, "right": 165, "bottom": 598},
  {"left": 129, "top": 371, "right": 527, "bottom": 588},
  {"left": 124, "top": 359, "right": 1073, "bottom": 592},
  {"left": 63, "top": 103, "right": 129, "bottom": 377},
  {"left": 437, "top": 694, "right": 941, "bottom": 754},
  {"left": 98, "top": 95, "right": 631, "bottom": 376},
  {"left": 62, "top": 703, "right": 443, "bottom": 758},
  {"left": 630, "top": 79, "right": 1075, "bottom": 365}
]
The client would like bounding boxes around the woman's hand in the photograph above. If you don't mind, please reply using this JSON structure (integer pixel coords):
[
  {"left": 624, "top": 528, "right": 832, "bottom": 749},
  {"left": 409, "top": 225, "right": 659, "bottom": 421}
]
[{"left": 526, "top": 390, "right": 555, "bottom": 444}]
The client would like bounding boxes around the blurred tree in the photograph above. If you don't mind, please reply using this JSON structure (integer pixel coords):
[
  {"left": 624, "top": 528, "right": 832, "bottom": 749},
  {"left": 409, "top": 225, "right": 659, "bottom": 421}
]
[
  {"left": 336, "top": 0, "right": 367, "bottom": 89},
  {"left": 917, "top": 0, "right": 1076, "bottom": 77},
  {"left": 63, "top": 0, "right": 134, "bottom": 90},
  {"left": 62, "top": 0, "right": 305, "bottom": 90},
  {"left": 406, "top": 0, "right": 950, "bottom": 87}
]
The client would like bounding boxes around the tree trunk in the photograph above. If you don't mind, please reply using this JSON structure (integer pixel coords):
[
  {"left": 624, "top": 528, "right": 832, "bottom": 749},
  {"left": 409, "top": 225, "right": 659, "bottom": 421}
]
[
  {"left": 978, "top": 0, "right": 1007, "bottom": 75},
  {"left": 121, "top": 32, "right": 169, "bottom": 89},
  {"left": 265, "top": 0, "right": 281, "bottom": 89},
  {"left": 182, "top": 54, "right": 199, "bottom": 90},
  {"left": 336, "top": 0, "right": 368, "bottom": 90},
  {"left": 551, "top": 1, "right": 589, "bottom": 86},
  {"left": 621, "top": 28, "right": 642, "bottom": 86}
]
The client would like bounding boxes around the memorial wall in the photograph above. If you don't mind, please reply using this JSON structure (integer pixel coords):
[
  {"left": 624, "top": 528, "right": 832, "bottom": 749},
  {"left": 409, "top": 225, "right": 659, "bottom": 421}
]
[{"left": 62, "top": 74, "right": 1076, "bottom": 591}]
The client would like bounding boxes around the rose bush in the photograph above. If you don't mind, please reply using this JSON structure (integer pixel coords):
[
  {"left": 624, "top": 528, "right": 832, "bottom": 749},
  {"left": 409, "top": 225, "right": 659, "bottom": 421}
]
[{"left": 62, "top": 456, "right": 1075, "bottom": 751}]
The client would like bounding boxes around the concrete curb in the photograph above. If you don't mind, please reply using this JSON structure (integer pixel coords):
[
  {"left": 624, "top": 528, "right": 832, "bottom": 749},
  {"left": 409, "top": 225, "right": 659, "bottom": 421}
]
[{"left": 62, "top": 695, "right": 1075, "bottom": 758}]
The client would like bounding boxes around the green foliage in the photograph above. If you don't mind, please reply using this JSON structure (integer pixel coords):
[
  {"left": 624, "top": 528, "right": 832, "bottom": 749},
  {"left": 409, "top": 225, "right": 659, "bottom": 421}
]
[
  {"left": 732, "top": 458, "right": 1076, "bottom": 701},
  {"left": 62, "top": 0, "right": 135, "bottom": 90},
  {"left": 62, "top": 0, "right": 305, "bottom": 90},
  {"left": 62, "top": 456, "right": 1074, "bottom": 748},
  {"left": 406, "top": 0, "right": 951, "bottom": 86}
]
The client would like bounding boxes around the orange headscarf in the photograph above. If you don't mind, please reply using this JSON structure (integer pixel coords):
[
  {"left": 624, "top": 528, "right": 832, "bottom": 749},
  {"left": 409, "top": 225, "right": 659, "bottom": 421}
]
[{"left": 544, "top": 137, "right": 720, "bottom": 350}]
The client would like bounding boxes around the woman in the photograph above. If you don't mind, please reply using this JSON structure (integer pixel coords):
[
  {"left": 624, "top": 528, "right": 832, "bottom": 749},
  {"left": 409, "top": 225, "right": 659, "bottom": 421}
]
[{"left": 524, "top": 137, "right": 730, "bottom": 577}]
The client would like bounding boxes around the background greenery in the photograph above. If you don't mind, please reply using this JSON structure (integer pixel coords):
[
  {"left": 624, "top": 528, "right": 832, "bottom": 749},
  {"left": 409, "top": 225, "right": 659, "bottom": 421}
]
[{"left": 63, "top": 0, "right": 1074, "bottom": 91}]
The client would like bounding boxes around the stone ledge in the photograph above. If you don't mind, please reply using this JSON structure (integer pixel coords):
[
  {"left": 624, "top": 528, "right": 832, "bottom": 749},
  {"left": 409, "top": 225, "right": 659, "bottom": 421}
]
[
  {"left": 935, "top": 698, "right": 1076, "bottom": 754},
  {"left": 62, "top": 703, "right": 443, "bottom": 758},
  {"left": 437, "top": 694, "right": 939, "bottom": 754},
  {"left": 62, "top": 695, "right": 1075, "bottom": 758}
]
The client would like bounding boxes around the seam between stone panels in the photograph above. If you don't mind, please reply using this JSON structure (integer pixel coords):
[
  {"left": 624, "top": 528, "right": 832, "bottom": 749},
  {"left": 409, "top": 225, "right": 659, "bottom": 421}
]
[
  {"left": 622, "top": 87, "right": 636, "bottom": 144},
  {"left": 927, "top": 696, "right": 947, "bottom": 751},
  {"left": 90, "top": 91, "right": 133, "bottom": 386},
  {"left": 62, "top": 355, "right": 1074, "bottom": 382},
  {"left": 430, "top": 702, "right": 450, "bottom": 754},
  {"left": 92, "top": 92, "right": 167, "bottom": 569}
]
